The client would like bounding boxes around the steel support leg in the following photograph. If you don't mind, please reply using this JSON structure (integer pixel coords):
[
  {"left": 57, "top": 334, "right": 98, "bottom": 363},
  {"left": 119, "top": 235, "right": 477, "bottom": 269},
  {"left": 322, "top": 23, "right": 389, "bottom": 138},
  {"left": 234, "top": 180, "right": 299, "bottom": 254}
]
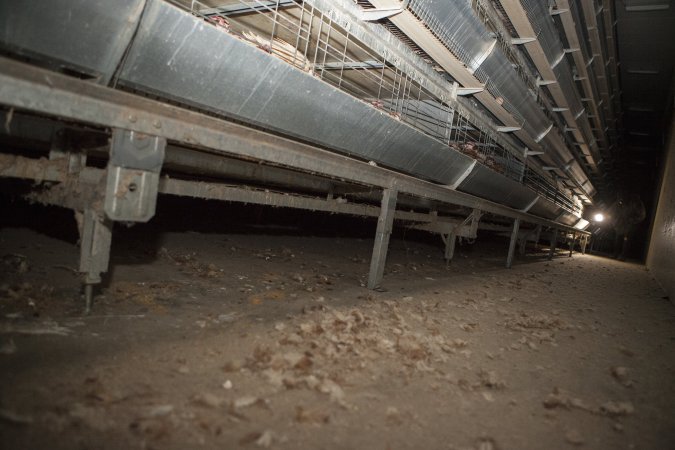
[
  {"left": 79, "top": 208, "right": 113, "bottom": 314},
  {"left": 548, "top": 228, "right": 558, "bottom": 260},
  {"left": 569, "top": 232, "right": 575, "bottom": 257},
  {"left": 534, "top": 224, "right": 542, "bottom": 250},
  {"left": 444, "top": 230, "right": 457, "bottom": 264},
  {"left": 367, "top": 188, "right": 398, "bottom": 290},
  {"left": 581, "top": 235, "right": 588, "bottom": 254},
  {"left": 506, "top": 218, "right": 521, "bottom": 269}
]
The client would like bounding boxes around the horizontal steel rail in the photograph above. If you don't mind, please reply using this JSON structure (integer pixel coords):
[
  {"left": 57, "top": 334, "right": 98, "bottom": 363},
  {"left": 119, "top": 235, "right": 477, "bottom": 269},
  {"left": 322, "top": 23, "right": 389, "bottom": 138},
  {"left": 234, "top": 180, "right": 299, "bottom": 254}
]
[{"left": 0, "top": 57, "right": 589, "bottom": 235}]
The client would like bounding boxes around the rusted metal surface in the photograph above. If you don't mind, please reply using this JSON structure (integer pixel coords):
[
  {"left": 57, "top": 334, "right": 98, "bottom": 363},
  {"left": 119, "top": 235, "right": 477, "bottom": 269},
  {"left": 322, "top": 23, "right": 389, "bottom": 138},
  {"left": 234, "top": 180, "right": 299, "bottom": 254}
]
[{"left": 0, "top": 153, "right": 67, "bottom": 182}]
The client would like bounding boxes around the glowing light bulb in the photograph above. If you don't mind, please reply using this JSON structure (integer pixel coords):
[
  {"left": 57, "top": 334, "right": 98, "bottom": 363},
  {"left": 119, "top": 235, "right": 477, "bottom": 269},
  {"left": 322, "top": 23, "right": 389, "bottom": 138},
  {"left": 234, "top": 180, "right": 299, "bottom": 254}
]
[{"left": 593, "top": 213, "right": 604, "bottom": 222}]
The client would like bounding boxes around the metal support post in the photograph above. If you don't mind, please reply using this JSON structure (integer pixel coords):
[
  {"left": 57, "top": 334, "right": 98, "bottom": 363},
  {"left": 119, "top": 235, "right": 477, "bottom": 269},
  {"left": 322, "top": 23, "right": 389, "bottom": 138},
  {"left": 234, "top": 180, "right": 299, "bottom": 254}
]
[
  {"left": 78, "top": 128, "right": 166, "bottom": 313},
  {"left": 548, "top": 228, "right": 558, "bottom": 260},
  {"left": 519, "top": 231, "right": 527, "bottom": 256},
  {"left": 581, "top": 235, "right": 588, "bottom": 254},
  {"left": 79, "top": 209, "right": 113, "bottom": 314},
  {"left": 568, "top": 232, "right": 575, "bottom": 257},
  {"left": 534, "top": 224, "right": 542, "bottom": 250},
  {"left": 444, "top": 230, "right": 457, "bottom": 264},
  {"left": 49, "top": 127, "right": 86, "bottom": 173},
  {"left": 518, "top": 224, "right": 542, "bottom": 256},
  {"left": 506, "top": 218, "right": 521, "bottom": 269},
  {"left": 367, "top": 188, "right": 398, "bottom": 290}
]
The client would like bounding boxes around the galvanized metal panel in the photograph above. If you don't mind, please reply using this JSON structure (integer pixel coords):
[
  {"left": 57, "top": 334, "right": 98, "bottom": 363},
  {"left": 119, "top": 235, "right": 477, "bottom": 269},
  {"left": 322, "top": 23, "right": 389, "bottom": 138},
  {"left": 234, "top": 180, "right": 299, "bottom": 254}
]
[
  {"left": 557, "top": 211, "right": 580, "bottom": 226},
  {"left": 528, "top": 196, "right": 564, "bottom": 220},
  {"left": 0, "top": 0, "right": 145, "bottom": 83},
  {"left": 117, "top": 0, "right": 475, "bottom": 186},
  {"left": 456, "top": 164, "right": 538, "bottom": 210}
]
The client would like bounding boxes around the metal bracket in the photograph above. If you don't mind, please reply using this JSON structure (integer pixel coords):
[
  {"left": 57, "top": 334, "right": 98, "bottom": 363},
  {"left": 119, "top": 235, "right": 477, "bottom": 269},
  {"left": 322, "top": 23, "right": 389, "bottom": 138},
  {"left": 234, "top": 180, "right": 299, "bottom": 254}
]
[
  {"left": 359, "top": 7, "right": 403, "bottom": 21},
  {"left": 550, "top": 7, "right": 569, "bottom": 15},
  {"left": 456, "top": 87, "right": 485, "bottom": 96},
  {"left": 536, "top": 79, "right": 557, "bottom": 86},
  {"left": 511, "top": 37, "right": 536, "bottom": 45},
  {"left": 104, "top": 129, "right": 166, "bottom": 222},
  {"left": 551, "top": 52, "right": 566, "bottom": 69},
  {"left": 497, "top": 126, "right": 522, "bottom": 132},
  {"left": 534, "top": 124, "right": 554, "bottom": 142}
]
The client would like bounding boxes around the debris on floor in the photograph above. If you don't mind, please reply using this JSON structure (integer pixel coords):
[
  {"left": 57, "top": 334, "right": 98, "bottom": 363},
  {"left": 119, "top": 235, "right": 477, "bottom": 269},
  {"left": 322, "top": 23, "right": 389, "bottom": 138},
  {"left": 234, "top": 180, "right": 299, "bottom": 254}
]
[{"left": 0, "top": 228, "right": 673, "bottom": 449}]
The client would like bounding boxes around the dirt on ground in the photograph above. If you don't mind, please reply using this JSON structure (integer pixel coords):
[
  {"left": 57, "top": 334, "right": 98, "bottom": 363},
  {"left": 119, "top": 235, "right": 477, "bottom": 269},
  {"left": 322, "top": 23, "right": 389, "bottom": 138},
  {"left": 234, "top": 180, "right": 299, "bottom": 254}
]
[{"left": 1, "top": 225, "right": 674, "bottom": 450}]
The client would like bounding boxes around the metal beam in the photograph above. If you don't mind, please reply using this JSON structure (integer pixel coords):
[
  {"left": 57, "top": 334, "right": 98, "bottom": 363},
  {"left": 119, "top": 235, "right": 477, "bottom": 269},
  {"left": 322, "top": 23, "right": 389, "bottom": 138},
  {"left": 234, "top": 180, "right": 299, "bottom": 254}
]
[
  {"left": 548, "top": 228, "right": 559, "bottom": 260},
  {"left": 79, "top": 209, "right": 112, "bottom": 314},
  {"left": 0, "top": 57, "right": 589, "bottom": 235},
  {"left": 0, "top": 153, "right": 474, "bottom": 232},
  {"left": 443, "top": 230, "right": 457, "bottom": 262},
  {"left": 368, "top": 188, "right": 398, "bottom": 289},
  {"left": 506, "top": 218, "right": 521, "bottom": 268},
  {"left": 580, "top": 0, "right": 616, "bottom": 126}
]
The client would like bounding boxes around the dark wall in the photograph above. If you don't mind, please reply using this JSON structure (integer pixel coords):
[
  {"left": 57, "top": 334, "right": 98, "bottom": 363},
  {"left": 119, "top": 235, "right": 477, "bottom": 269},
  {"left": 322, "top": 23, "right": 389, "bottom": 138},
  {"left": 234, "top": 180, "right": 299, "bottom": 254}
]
[{"left": 647, "top": 110, "right": 675, "bottom": 301}]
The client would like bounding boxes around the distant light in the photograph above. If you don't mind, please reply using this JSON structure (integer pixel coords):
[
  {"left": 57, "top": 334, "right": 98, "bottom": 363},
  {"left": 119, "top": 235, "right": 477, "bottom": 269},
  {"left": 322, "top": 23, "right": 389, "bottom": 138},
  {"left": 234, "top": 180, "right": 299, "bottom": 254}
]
[{"left": 593, "top": 213, "right": 604, "bottom": 222}]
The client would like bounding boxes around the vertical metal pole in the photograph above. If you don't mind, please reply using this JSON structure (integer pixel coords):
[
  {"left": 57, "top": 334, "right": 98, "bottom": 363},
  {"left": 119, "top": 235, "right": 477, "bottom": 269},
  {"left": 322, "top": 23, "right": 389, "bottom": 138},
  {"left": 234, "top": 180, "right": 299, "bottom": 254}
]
[
  {"left": 518, "top": 230, "right": 527, "bottom": 256},
  {"left": 506, "top": 218, "right": 521, "bottom": 268},
  {"left": 444, "top": 230, "right": 457, "bottom": 264},
  {"left": 534, "top": 224, "right": 542, "bottom": 250},
  {"left": 548, "top": 228, "right": 558, "bottom": 260},
  {"left": 367, "top": 188, "right": 398, "bottom": 289},
  {"left": 80, "top": 209, "right": 113, "bottom": 314},
  {"left": 581, "top": 235, "right": 588, "bottom": 254},
  {"left": 569, "top": 232, "right": 575, "bottom": 257}
]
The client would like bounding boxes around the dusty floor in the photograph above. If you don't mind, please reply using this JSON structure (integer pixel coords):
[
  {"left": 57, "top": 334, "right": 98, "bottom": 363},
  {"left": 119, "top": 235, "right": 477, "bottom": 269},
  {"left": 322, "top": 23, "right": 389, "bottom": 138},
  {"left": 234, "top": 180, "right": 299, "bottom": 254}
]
[{"left": 1, "top": 219, "right": 674, "bottom": 450}]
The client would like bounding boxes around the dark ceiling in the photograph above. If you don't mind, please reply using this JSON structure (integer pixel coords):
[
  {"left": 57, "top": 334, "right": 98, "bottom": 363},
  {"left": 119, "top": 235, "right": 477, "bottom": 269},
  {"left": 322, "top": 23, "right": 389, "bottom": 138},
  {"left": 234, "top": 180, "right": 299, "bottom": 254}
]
[{"left": 613, "top": 0, "right": 675, "bottom": 202}]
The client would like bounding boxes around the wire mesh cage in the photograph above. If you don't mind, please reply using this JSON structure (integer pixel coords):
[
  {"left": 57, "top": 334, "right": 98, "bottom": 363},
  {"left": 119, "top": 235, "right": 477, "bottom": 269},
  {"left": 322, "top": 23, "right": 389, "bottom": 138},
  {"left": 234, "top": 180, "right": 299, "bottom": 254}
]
[{"left": 169, "top": 0, "right": 575, "bottom": 210}]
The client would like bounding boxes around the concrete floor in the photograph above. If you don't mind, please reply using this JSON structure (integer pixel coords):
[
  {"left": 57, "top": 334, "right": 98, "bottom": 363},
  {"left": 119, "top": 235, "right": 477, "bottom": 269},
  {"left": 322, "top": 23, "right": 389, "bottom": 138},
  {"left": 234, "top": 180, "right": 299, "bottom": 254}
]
[{"left": 1, "top": 218, "right": 674, "bottom": 450}]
